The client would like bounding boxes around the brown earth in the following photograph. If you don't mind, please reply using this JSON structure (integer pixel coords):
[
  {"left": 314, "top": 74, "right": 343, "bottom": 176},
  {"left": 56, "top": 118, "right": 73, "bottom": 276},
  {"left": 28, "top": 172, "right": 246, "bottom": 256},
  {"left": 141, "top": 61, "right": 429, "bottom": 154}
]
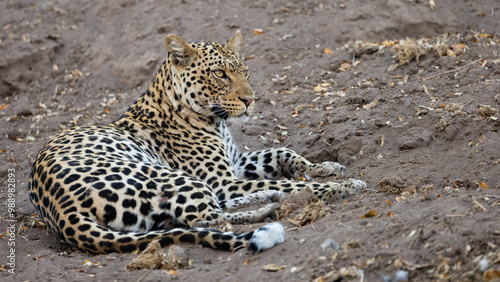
[{"left": 1, "top": 0, "right": 500, "bottom": 281}]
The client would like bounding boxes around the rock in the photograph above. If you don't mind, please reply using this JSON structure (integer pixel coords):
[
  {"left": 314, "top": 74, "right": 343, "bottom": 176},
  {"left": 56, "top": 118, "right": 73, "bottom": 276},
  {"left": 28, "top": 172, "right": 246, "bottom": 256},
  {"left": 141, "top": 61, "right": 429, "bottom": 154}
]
[{"left": 397, "top": 127, "right": 432, "bottom": 150}]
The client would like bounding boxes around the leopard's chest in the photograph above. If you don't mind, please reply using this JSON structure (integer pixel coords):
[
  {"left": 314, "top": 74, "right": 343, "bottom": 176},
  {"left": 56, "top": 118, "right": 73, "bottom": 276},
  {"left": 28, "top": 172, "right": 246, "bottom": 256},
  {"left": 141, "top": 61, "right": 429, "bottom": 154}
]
[{"left": 153, "top": 123, "right": 238, "bottom": 181}]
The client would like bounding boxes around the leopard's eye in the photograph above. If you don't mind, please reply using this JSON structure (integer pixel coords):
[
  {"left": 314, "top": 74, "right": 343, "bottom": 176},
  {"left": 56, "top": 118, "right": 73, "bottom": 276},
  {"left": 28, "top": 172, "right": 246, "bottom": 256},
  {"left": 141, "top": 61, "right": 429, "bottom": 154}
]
[{"left": 213, "top": 70, "right": 226, "bottom": 78}]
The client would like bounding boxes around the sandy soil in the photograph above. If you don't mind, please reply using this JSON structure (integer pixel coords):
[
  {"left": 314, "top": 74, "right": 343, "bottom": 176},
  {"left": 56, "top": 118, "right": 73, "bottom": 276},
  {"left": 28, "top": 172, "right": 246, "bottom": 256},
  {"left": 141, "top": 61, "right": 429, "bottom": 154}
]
[{"left": 1, "top": 0, "right": 500, "bottom": 281}]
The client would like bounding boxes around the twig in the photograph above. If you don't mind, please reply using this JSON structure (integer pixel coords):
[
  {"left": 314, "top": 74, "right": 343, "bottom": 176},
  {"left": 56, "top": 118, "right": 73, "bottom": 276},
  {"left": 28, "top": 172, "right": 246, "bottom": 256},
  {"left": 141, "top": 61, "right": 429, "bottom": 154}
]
[
  {"left": 444, "top": 218, "right": 455, "bottom": 234},
  {"left": 472, "top": 199, "right": 488, "bottom": 211},
  {"left": 337, "top": 222, "right": 353, "bottom": 230},
  {"left": 424, "top": 58, "right": 483, "bottom": 80},
  {"left": 409, "top": 227, "right": 424, "bottom": 250},
  {"left": 136, "top": 264, "right": 157, "bottom": 282},
  {"left": 422, "top": 84, "right": 430, "bottom": 96},
  {"left": 291, "top": 104, "right": 314, "bottom": 115},
  {"left": 487, "top": 195, "right": 500, "bottom": 205},
  {"left": 418, "top": 105, "right": 434, "bottom": 111}
]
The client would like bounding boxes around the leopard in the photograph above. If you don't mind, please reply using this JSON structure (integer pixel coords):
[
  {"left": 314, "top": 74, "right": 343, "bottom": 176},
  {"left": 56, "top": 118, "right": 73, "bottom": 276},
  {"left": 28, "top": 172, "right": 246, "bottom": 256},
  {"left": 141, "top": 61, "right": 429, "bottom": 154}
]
[{"left": 29, "top": 33, "right": 367, "bottom": 254}]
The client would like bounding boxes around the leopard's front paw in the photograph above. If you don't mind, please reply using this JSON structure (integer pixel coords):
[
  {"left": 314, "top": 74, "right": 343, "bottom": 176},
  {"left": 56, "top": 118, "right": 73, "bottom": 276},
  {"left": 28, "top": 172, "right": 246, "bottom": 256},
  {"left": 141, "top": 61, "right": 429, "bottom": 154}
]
[
  {"left": 265, "top": 190, "right": 284, "bottom": 202},
  {"left": 307, "top": 161, "right": 344, "bottom": 178},
  {"left": 343, "top": 179, "right": 366, "bottom": 195}
]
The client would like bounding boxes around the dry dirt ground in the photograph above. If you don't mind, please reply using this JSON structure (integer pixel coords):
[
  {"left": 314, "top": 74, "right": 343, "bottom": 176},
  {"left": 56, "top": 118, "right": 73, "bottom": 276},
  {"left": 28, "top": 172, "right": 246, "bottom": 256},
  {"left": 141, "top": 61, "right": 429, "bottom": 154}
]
[{"left": 1, "top": 0, "right": 500, "bottom": 281}]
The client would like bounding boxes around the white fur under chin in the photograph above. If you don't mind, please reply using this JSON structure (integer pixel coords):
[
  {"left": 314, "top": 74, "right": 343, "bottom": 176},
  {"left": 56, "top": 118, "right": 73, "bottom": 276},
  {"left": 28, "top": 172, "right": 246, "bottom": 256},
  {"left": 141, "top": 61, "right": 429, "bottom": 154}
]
[
  {"left": 248, "top": 222, "right": 285, "bottom": 253},
  {"left": 226, "top": 115, "right": 249, "bottom": 127}
]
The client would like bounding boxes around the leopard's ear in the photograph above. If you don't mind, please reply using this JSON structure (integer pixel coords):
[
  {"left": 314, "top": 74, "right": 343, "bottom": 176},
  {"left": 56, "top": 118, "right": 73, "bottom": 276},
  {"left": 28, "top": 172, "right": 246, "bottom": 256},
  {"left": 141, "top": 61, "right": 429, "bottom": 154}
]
[
  {"left": 164, "top": 34, "right": 197, "bottom": 67},
  {"left": 228, "top": 32, "right": 243, "bottom": 53}
]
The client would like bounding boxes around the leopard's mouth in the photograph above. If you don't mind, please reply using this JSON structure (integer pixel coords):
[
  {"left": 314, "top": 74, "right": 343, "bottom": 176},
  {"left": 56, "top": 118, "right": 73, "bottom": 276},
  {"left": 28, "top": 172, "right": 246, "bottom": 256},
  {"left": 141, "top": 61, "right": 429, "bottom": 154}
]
[{"left": 211, "top": 105, "right": 230, "bottom": 119}]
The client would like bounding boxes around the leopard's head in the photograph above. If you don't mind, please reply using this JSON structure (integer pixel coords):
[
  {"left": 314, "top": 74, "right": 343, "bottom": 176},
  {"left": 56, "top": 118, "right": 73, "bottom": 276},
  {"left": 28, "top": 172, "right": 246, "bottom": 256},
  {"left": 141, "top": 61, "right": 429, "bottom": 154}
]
[{"left": 164, "top": 33, "right": 254, "bottom": 119}]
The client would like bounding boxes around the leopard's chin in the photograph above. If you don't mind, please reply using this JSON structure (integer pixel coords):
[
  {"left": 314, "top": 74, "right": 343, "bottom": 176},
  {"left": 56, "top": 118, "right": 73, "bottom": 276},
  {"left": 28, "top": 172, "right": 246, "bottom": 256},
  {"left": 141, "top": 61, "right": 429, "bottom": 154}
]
[
  {"left": 226, "top": 115, "right": 249, "bottom": 125},
  {"left": 245, "top": 107, "right": 254, "bottom": 116}
]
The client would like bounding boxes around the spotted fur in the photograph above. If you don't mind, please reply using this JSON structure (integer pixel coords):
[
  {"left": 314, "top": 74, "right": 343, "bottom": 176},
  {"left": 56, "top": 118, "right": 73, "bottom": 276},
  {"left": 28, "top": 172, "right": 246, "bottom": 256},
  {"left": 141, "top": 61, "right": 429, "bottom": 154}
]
[{"left": 29, "top": 33, "right": 366, "bottom": 254}]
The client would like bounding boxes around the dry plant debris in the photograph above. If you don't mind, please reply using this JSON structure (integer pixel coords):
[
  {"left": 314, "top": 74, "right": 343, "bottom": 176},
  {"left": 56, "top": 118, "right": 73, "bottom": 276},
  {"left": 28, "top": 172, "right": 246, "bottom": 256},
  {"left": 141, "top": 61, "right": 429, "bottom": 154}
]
[
  {"left": 443, "top": 103, "right": 464, "bottom": 113},
  {"left": 287, "top": 200, "right": 331, "bottom": 227},
  {"left": 434, "top": 117, "right": 449, "bottom": 131},
  {"left": 378, "top": 176, "right": 418, "bottom": 194},
  {"left": 476, "top": 104, "right": 499, "bottom": 117},
  {"left": 391, "top": 39, "right": 430, "bottom": 65},
  {"left": 434, "top": 42, "right": 468, "bottom": 57},
  {"left": 277, "top": 187, "right": 316, "bottom": 219},
  {"left": 125, "top": 240, "right": 187, "bottom": 271},
  {"left": 125, "top": 239, "right": 167, "bottom": 271}
]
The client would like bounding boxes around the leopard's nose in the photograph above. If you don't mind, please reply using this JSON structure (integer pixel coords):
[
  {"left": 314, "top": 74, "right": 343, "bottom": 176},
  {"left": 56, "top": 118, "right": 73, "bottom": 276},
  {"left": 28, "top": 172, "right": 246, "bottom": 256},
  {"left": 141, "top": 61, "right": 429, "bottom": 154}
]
[{"left": 239, "top": 97, "right": 255, "bottom": 107}]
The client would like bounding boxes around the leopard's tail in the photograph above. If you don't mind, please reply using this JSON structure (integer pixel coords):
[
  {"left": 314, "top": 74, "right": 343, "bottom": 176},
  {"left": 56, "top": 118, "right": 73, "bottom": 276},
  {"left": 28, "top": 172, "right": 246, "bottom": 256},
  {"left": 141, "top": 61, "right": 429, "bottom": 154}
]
[{"left": 49, "top": 212, "right": 284, "bottom": 254}]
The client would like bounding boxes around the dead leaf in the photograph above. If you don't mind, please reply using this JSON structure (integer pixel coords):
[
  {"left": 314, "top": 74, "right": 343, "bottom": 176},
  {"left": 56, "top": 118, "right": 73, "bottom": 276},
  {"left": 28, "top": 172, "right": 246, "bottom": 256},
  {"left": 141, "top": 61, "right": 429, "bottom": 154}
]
[
  {"left": 83, "top": 260, "right": 93, "bottom": 266},
  {"left": 450, "top": 43, "right": 468, "bottom": 55},
  {"left": 361, "top": 210, "right": 379, "bottom": 218},
  {"left": 339, "top": 62, "right": 352, "bottom": 71},
  {"left": 244, "top": 259, "right": 249, "bottom": 266},
  {"left": 0, "top": 265, "right": 5, "bottom": 271},
  {"left": 253, "top": 29, "right": 264, "bottom": 35},
  {"left": 387, "top": 211, "right": 394, "bottom": 217},
  {"left": 479, "top": 33, "right": 494, "bottom": 38},
  {"left": 478, "top": 182, "right": 489, "bottom": 189},
  {"left": 324, "top": 48, "right": 333, "bottom": 54},
  {"left": 169, "top": 270, "right": 178, "bottom": 275},
  {"left": 484, "top": 269, "right": 500, "bottom": 281},
  {"left": 0, "top": 104, "right": 7, "bottom": 110},
  {"left": 382, "top": 40, "right": 398, "bottom": 47},
  {"left": 314, "top": 84, "right": 328, "bottom": 93},
  {"left": 386, "top": 200, "right": 392, "bottom": 206},
  {"left": 277, "top": 125, "right": 288, "bottom": 130}
]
